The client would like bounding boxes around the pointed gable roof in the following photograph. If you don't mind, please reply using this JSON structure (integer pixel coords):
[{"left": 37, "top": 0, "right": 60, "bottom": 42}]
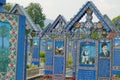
[
  {"left": 103, "top": 15, "right": 120, "bottom": 33},
  {"left": 40, "top": 15, "right": 67, "bottom": 38},
  {"left": 10, "top": 4, "right": 41, "bottom": 32},
  {"left": 40, "top": 23, "right": 51, "bottom": 38},
  {"left": 114, "top": 20, "right": 120, "bottom": 33},
  {"left": 66, "top": 1, "right": 112, "bottom": 32},
  {"left": 48, "top": 14, "right": 67, "bottom": 32}
]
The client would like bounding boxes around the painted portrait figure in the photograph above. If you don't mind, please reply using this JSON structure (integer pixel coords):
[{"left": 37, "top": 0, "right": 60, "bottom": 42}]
[
  {"left": 81, "top": 48, "right": 89, "bottom": 64},
  {"left": 80, "top": 42, "right": 96, "bottom": 65},
  {"left": 99, "top": 42, "right": 110, "bottom": 57}
]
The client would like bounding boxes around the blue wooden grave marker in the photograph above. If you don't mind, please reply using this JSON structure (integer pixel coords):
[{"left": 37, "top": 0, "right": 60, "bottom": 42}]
[
  {"left": 53, "top": 39, "right": 66, "bottom": 79},
  {"left": 112, "top": 38, "right": 120, "bottom": 79},
  {"left": 72, "top": 40, "right": 77, "bottom": 76},
  {"left": 0, "top": 1, "right": 26, "bottom": 80},
  {"left": 44, "top": 40, "right": 53, "bottom": 75},
  {"left": 41, "top": 15, "right": 67, "bottom": 77},
  {"left": 32, "top": 37, "right": 40, "bottom": 66},
  {"left": 64, "top": 1, "right": 114, "bottom": 79}
]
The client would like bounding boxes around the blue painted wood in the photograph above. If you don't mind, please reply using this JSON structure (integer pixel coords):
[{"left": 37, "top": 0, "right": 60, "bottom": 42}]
[
  {"left": 66, "top": 1, "right": 112, "bottom": 32},
  {"left": 24, "top": 36, "right": 28, "bottom": 80},
  {"left": 45, "top": 40, "right": 53, "bottom": 75},
  {"left": 0, "top": 0, "right": 5, "bottom": 12},
  {"left": 77, "top": 70, "right": 96, "bottom": 80},
  {"left": 66, "top": 2, "right": 89, "bottom": 30},
  {"left": 16, "top": 15, "right": 26, "bottom": 80},
  {"left": 32, "top": 46, "right": 40, "bottom": 66},
  {"left": 53, "top": 39, "right": 66, "bottom": 80},
  {"left": 112, "top": 70, "right": 120, "bottom": 75},
  {"left": 44, "top": 70, "right": 53, "bottom": 75},
  {"left": 54, "top": 57, "right": 64, "bottom": 74},
  {"left": 41, "top": 15, "right": 67, "bottom": 38},
  {"left": 0, "top": 0, "right": 6, "bottom": 5},
  {"left": 46, "top": 53, "right": 53, "bottom": 66},
  {"left": 48, "top": 15, "right": 67, "bottom": 32},
  {"left": 98, "top": 59, "right": 110, "bottom": 77},
  {"left": 32, "top": 37, "right": 40, "bottom": 66},
  {"left": 40, "top": 23, "right": 51, "bottom": 38},
  {"left": 113, "top": 50, "right": 120, "bottom": 66},
  {"left": 89, "top": 2, "right": 111, "bottom": 32},
  {"left": 72, "top": 40, "right": 77, "bottom": 76}
]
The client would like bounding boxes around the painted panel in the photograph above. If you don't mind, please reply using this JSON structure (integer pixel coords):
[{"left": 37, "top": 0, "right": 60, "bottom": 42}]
[
  {"left": 113, "top": 50, "right": 120, "bottom": 66},
  {"left": 113, "top": 38, "right": 120, "bottom": 67},
  {"left": 46, "top": 40, "right": 53, "bottom": 66},
  {"left": 98, "top": 59, "right": 110, "bottom": 77},
  {"left": 46, "top": 40, "right": 53, "bottom": 52},
  {"left": 114, "top": 38, "right": 120, "bottom": 50},
  {"left": 99, "top": 41, "right": 110, "bottom": 58},
  {"left": 0, "top": 13, "right": 25, "bottom": 80},
  {"left": 55, "top": 40, "right": 64, "bottom": 55},
  {"left": 80, "top": 42, "right": 96, "bottom": 66},
  {"left": 40, "top": 39, "right": 46, "bottom": 53},
  {"left": 112, "top": 70, "right": 120, "bottom": 79},
  {"left": 0, "top": 22, "right": 11, "bottom": 72},
  {"left": 53, "top": 39, "right": 65, "bottom": 80},
  {"left": 77, "top": 70, "right": 96, "bottom": 80},
  {"left": 33, "top": 37, "right": 39, "bottom": 46},
  {"left": 46, "top": 53, "right": 53, "bottom": 66},
  {"left": 54, "top": 57, "right": 64, "bottom": 74},
  {"left": 32, "top": 47, "right": 40, "bottom": 65},
  {"left": 98, "top": 40, "right": 111, "bottom": 78},
  {"left": 32, "top": 37, "right": 40, "bottom": 66}
]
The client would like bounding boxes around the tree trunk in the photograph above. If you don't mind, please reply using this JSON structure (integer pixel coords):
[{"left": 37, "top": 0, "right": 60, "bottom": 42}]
[{"left": 2, "top": 36, "right": 4, "bottom": 48}]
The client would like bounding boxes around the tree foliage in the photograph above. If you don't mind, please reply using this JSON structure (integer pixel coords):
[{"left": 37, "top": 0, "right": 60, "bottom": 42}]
[
  {"left": 26, "top": 3, "right": 46, "bottom": 29},
  {"left": 112, "top": 15, "right": 120, "bottom": 30},
  {"left": 0, "top": 25, "right": 9, "bottom": 48},
  {"left": 112, "top": 15, "right": 120, "bottom": 23},
  {"left": 4, "top": 3, "right": 13, "bottom": 12}
]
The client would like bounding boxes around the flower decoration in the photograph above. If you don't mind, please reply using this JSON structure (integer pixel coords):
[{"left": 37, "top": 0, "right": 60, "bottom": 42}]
[
  {"left": 0, "top": 15, "right": 5, "bottom": 21},
  {"left": 9, "top": 54, "right": 16, "bottom": 60},
  {"left": 74, "top": 22, "right": 80, "bottom": 28},
  {"left": 10, "top": 38, "right": 17, "bottom": 43},
  {"left": 12, "top": 22, "right": 17, "bottom": 26},
  {"left": 8, "top": 63, "right": 15, "bottom": 69},
  {"left": 10, "top": 29, "right": 17, "bottom": 35},
  {"left": 9, "top": 46, "right": 16, "bottom": 52}
]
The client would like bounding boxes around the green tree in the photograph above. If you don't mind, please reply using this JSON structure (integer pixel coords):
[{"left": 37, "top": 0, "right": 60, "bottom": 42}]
[
  {"left": 112, "top": 15, "right": 120, "bottom": 30},
  {"left": 0, "top": 25, "right": 9, "bottom": 48},
  {"left": 26, "top": 3, "right": 46, "bottom": 29},
  {"left": 4, "top": 3, "right": 13, "bottom": 12},
  {"left": 112, "top": 15, "right": 120, "bottom": 23}
]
